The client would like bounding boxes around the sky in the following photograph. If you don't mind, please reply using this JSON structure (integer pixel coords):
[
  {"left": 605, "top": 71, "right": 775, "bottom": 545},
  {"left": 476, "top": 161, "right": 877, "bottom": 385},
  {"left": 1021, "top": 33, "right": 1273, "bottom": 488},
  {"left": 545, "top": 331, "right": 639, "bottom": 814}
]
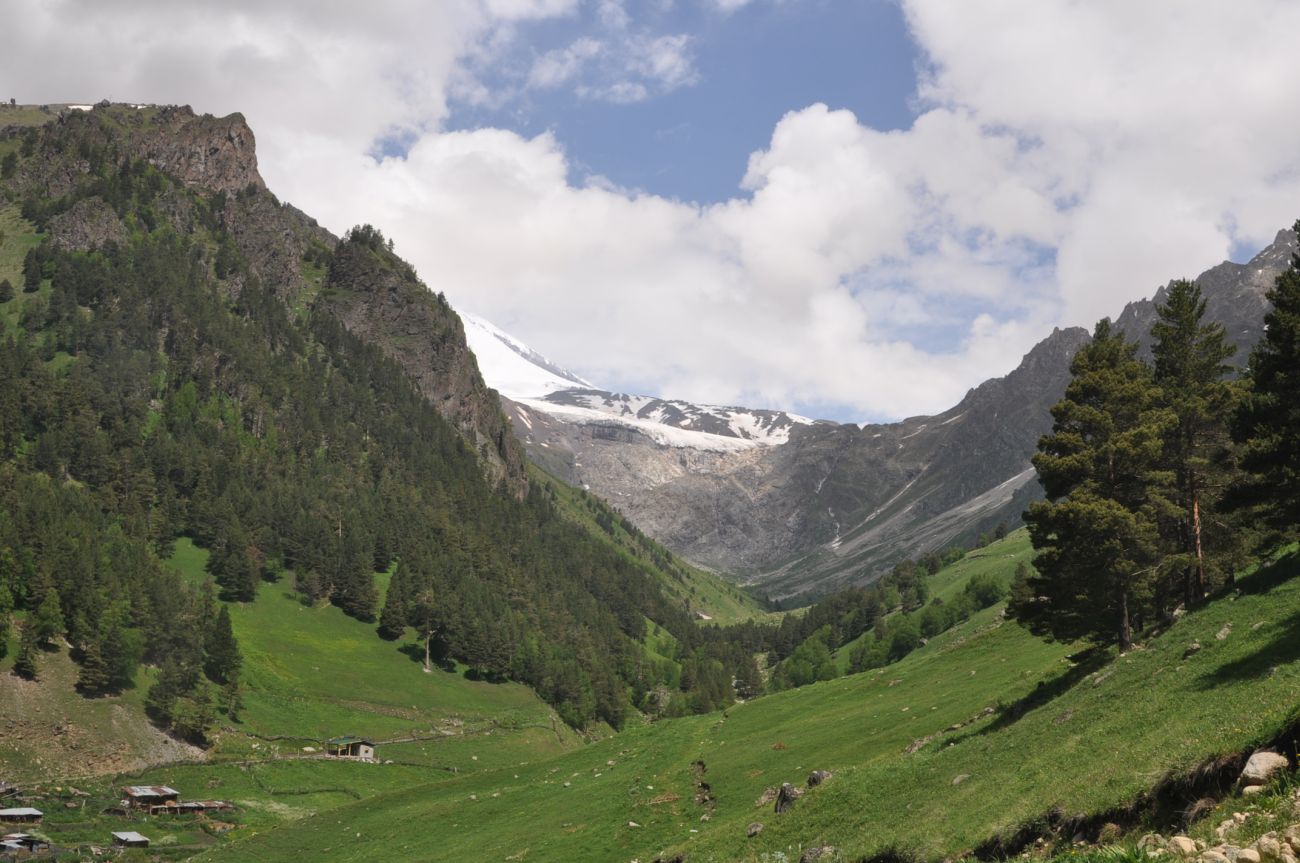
[{"left": 6, "top": 0, "right": 1300, "bottom": 423}]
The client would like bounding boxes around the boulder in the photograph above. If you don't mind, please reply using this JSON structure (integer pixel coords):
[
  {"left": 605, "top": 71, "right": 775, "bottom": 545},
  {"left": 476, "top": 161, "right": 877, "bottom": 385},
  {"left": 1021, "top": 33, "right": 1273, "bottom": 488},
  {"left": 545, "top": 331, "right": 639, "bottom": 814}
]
[
  {"left": 775, "top": 783, "right": 804, "bottom": 814},
  {"left": 755, "top": 787, "right": 778, "bottom": 808},
  {"left": 1255, "top": 834, "right": 1282, "bottom": 862},
  {"left": 1183, "top": 642, "right": 1202, "bottom": 658},
  {"left": 1170, "top": 837, "right": 1198, "bottom": 857},
  {"left": 1243, "top": 786, "right": 1266, "bottom": 797},
  {"left": 1240, "top": 751, "right": 1289, "bottom": 786},
  {"left": 800, "top": 847, "right": 836, "bottom": 862},
  {"left": 1202, "top": 851, "right": 1231, "bottom": 863},
  {"left": 807, "top": 771, "right": 833, "bottom": 788},
  {"left": 747, "top": 822, "right": 763, "bottom": 838},
  {"left": 1238, "top": 850, "right": 1262, "bottom": 863}
]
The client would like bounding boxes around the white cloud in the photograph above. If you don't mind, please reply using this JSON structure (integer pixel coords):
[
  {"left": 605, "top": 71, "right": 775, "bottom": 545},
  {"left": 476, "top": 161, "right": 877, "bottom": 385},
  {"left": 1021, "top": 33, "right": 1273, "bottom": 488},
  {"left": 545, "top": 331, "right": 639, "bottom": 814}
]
[{"left": 5, "top": 0, "right": 1300, "bottom": 421}]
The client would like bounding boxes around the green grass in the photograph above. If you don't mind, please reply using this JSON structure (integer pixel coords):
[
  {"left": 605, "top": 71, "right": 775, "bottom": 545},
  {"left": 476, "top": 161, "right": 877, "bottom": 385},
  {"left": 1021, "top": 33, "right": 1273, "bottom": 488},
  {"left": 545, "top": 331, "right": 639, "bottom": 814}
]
[
  {"left": 0, "top": 104, "right": 60, "bottom": 128},
  {"left": 198, "top": 548, "right": 1300, "bottom": 863},
  {"left": 0, "top": 205, "right": 45, "bottom": 335},
  {"left": 167, "top": 539, "right": 582, "bottom": 770}
]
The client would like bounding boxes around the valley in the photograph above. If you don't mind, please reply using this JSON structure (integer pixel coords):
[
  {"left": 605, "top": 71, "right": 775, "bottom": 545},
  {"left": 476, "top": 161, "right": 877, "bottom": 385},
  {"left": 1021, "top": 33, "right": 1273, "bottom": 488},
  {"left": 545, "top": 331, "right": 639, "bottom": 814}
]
[{"left": 1, "top": 101, "right": 1298, "bottom": 863}]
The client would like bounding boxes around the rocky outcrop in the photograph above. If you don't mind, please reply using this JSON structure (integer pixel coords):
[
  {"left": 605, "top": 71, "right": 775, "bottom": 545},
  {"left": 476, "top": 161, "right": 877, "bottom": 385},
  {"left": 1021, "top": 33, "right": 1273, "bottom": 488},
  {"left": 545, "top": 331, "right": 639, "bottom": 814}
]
[
  {"left": 47, "top": 197, "right": 126, "bottom": 251},
  {"left": 317, "top": 237, "right": 527, "bottom": 494}
]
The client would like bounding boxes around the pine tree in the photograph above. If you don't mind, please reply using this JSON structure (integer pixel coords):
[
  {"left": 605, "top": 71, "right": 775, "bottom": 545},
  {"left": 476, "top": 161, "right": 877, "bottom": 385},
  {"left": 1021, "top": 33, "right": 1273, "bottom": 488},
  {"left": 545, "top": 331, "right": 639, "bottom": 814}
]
[
  {"left": 1231, "top": 220, "right": 1300, "bottom": 534},
  {"left": 376, "top": 562, "right": 411, "bottom": 641},
  {"left": 77, "top": 636, "right": 110, "bottom": 694},
  {"left": 0, "top": 584, "right": 12, "bottom": 661},
  {"left": 221, "top": 669, "right": 245, "bottom": 722},
  {"left": 32, "top": 589, "right": 65, "bottom": 647},
  {"left": 1018, "top": 319, "right": 1171, "bottom": 650},
  {"left": 13, "top": 622, "right": 38, "bottom": 679},
  {"left": 1150, "top": 279, "right": 1237, "bottom": 605},
  {"left": 203, "top": 605, "right": 241, "bottom": 684}
]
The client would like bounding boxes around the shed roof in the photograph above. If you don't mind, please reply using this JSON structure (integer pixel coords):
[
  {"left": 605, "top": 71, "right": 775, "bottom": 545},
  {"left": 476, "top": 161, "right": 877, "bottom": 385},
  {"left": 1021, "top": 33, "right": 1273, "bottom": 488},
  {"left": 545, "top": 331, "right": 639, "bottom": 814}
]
[
  {"left": 0, "top": 809, "right": 41, "bottom": 817},
  {"left": 326, "top": 736, "right": 374, "bottom": 745},
  {"left": 123, "top": 785, "right": 178, "bottom": 797},
  {"left": 112, "top": 831, "right": 150, "bottom": 842}
]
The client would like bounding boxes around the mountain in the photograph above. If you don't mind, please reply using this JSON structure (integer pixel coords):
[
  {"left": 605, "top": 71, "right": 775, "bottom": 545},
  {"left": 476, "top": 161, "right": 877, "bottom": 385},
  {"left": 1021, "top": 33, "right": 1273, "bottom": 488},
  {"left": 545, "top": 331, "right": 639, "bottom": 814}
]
[{"left": 474, "top": 231, "right": 1297, "bottom": 603}]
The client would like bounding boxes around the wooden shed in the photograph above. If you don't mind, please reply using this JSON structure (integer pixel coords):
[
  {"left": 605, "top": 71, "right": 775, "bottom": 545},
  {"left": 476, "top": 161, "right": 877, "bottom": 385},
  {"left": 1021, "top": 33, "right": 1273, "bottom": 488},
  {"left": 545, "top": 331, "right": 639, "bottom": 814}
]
[
  {"left": 112, "top": 831, "right": 150, "bottom": 848},
  {"left": 122, "top": 785, "right": 179, "bottom": 811},
  {"left": 325, "top": 736, "right": 376, "bottom": 760},
  {"left": 0, "top": 809, "right": 41, "bottom": 825}
]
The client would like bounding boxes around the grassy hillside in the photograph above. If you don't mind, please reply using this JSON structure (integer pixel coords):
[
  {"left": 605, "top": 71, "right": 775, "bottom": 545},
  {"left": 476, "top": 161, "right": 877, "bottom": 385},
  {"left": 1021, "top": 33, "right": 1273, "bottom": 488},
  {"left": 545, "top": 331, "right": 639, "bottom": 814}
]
[
  {"left": 170, "top": 539, "right": 585, "bottom": 770},
  {"left": 194, "top": 547, "right": 1300, "bottom": 863},
  {"left": 534, "top": 463, "right": 768, "bottom": 625}
]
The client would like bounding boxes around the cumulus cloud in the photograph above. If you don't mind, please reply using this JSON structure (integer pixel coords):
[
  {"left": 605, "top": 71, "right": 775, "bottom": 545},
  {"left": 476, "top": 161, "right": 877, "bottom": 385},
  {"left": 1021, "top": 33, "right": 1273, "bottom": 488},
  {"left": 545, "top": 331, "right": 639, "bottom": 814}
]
[{"left": 5, "top": 0, "right": 1300, "bottom": 421}]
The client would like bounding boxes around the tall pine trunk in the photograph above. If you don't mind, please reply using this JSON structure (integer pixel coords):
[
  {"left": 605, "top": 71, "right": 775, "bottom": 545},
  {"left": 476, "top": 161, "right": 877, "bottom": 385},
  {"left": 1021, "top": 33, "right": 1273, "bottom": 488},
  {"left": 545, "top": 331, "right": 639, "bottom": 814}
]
[{"left": 1118, "top": 589, "right": 1132, "bottom": 651}]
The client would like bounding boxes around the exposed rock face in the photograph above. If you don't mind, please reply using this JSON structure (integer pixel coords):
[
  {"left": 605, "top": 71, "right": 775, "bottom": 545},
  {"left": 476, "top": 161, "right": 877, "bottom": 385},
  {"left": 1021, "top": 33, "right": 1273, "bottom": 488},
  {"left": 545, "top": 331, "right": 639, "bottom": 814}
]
[
  {"left": 506, "top": 229, "right": 1296, "bottom": 602},
  {"left": 131, "top": 106, "right": 264, "bottom": 195},
  {"left": 47, "top": 197, "right": 127, "bottom": 251},
  {"left": 317, "top": 239, "right": 527, "bottom": 494}
]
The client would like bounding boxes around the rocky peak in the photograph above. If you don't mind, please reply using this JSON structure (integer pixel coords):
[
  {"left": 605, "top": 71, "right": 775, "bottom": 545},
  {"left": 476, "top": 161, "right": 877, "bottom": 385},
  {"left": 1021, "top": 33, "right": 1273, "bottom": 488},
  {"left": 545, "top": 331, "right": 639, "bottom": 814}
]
[{"left": 130, "top": 104, "right": 264, "bottom": 195}]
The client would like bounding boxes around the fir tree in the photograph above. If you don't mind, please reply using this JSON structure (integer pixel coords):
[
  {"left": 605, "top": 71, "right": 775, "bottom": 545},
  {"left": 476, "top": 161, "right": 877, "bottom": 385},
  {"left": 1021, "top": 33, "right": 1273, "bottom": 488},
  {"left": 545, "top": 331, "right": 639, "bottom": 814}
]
[
  {"left": 76, "top": 636, "right": 110, "bottom": 694},
  {"left": 1018, "top": 319, "right": 1171, "bottom": 650},
  {"left": 1150, "top": 279, "right": 1237, "bottom": 605},
  {"left": 32, "top": 589, "right": 65, "bottom": 647},
  {"left": 203, "top": 605, "right": 241, "bottom": 684},
  {"left": 0, "top": 584, "right": 11, "bottom": 661},
  {"left": 13, "top": 622, "right": 38, "bottom": 679},
  {"left": 1231, "top": 220, "right": 1300, "bottom": 534}
]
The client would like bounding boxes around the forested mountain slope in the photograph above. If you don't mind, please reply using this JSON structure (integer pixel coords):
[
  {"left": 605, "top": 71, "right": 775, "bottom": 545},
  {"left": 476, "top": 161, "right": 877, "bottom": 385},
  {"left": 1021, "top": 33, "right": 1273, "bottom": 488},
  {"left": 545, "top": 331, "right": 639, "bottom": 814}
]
[{"left": 0, "top": 103, "right": 760, "bottom": 739}]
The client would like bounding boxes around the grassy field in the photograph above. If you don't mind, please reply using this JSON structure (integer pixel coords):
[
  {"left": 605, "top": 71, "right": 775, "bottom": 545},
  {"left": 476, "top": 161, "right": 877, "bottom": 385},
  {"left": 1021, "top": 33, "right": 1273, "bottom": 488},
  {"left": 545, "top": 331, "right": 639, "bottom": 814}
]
[
  {"left": 192, "top": 545, "right": 1300, "bottom": 863},
  {"left": 167, "top": 539, "right": 583, "bottom": 770},
  {"left": 0, "top": 205, "right": 46, "bottom": 336}
]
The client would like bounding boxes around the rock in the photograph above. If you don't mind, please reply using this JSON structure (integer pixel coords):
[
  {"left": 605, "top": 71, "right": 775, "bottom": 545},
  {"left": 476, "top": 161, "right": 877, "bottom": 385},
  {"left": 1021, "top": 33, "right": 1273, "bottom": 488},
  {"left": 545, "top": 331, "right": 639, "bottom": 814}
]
[
  {"left": 747, "top": 822, "right": 764, "bottom": 837},
  {"left": 1171, "top": 837, "right": 1199, "bottom": 857},
  {"left": 1184, "top": 642, "right": 1203, "bottom": 658},
  {"left": 952, "top": 774, "right": 971, "bottom": 786},
  {"left": 1240, "top": 751, "right": 1289, "bottom": 786},
  {"left": 1285, "top": 827, "right": 1300, "bottom": 847},
  {"left": 800, "top": 847, "right": 836, "bottom": 862},
  {"left": 1139, "top": 834, "right": 1169, "bottom": 852},
  {"left": 1256, "top": 834, "right": 1283, "bottom": 862},
  {"left": 1238, "top": 850, "right": 1262, "bottom": 863},
  {"left": 1201, "top": 851, "right": 1231, "bottom": 863},
  {"left": 1098, "top": 824, "right": 1124, "bottom": 843},
  {"left": 775, "top": 783, "right": 804, "bottom": 814},
  {"left": 1243, "top": 786, "right": 1266, "bottom": 797},
  {"left": 755, "top": 787, "right": 778, "bottom": 807},
  {"left": 1216, "top": 624, "right": 1233, "bottom": 641},
  {"left": 807, "top": 770, "right": 833, "bottom": 787},
  {"left": 628, "top": 821, "right": 641, "bottom": 828}
]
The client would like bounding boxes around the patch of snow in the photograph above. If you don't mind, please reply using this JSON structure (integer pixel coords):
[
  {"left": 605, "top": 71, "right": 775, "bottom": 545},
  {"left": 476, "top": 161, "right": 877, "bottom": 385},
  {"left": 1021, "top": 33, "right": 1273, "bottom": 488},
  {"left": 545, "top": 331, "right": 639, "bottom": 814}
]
[
  {"left": 514, "top": 397, "right": 769, "bottom": 452},
  {"left": 460, "top": 312, "right": 594, "bottom": 400},
  {"left": 938, "top": 412, "right": 967, "bottom": 426}
]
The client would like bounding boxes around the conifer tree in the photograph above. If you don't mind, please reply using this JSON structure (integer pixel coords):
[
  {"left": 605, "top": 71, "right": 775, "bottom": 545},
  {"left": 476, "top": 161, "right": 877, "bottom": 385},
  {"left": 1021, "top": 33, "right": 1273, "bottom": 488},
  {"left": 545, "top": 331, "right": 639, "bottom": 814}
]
[
  {"left": 76, "top": 636, "right": 110, "bottom": 694},
  {"left": 1017, "top": 319, "right": 1171, "bottom": 650},
  {"left": 32, "top": 589, "right": 65, "bottom": 647},
  {"left": 13, "top": 621, "right": 38, "bottom": 679},
  {"left": 1150, "top": 279, "right": 1237, "bottom": 604},
  {"left": 203, "top": 605, "right": 241, "bottom": 684},
  {"left": 0, "top": 584, "right": 11, "bottom": 661},
  {"left": 1231, "top": 220, "right": 1300, "bottom": 533}
]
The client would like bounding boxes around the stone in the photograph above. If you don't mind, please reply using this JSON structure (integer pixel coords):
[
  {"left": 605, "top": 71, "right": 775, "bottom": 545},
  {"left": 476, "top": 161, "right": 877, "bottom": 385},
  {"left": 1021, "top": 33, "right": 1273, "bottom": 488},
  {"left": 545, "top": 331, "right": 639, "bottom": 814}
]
[
  {"left": 1256, "top": 835, "right": 1283, "bottom": 862},
  {"left": 1240, "top": 751, "right": 1289, "bottom": 786},
  {"left": 1201, "top": 851, "right": 1231, "bottom": 863},
  {"left": 807, "top": 770, "right": 833, "bottom": 787},
  {"left": 1216, "top": 624, "right": 1232, "bottom": 641},
  {"left": 1285, "top": 827, "right": 1300, "bottom": 847},
  {"left": 1237, "top": 850, "right": 1261, "bottom": 863},
  {"left": 747, "top": 822, "right": 764, "bottom": 837},
  {"left": 775, "top": 783, "right": 804, "bottom": 814},
  {"left": 755, "top": 787, "right": 778, "bottom": 808},
  {"left": 800, "top": 847, "right": 836, "bottom": 862},
  {"left": 952, "top": 774, "right": 971, "bottom": 786},
  {"left": 1243, "top": 786, "right": 1266, "bottom": 797},
  {"left": 1171, "top": 837, "right": 1199, "bottom": 857},
  {"left": 1184, "top": 642, "right": 1203, "bottom": 658}
]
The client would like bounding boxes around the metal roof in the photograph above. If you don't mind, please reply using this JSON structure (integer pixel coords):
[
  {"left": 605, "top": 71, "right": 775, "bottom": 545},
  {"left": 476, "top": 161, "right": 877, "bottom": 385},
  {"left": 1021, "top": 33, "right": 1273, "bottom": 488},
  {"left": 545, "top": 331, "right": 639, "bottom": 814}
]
[
  {"left": 123, "top": 785, "right": 178, "bottom": 797},
  {"left": 0, "top": 809, "right": 41, "bottom": 817},
  {"left": 112, "top": 831, "right": 150, "bottom": 842},
  {"left": 326, "top": 736, "right": 374, "bottom": 745}
]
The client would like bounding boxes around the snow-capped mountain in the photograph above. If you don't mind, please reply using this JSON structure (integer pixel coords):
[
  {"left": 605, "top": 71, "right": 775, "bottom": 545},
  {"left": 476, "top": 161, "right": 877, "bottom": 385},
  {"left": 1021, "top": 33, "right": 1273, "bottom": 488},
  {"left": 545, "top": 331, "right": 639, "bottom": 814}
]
[{"left": 460, "top": 312, "right": 814, "bottom": 453}]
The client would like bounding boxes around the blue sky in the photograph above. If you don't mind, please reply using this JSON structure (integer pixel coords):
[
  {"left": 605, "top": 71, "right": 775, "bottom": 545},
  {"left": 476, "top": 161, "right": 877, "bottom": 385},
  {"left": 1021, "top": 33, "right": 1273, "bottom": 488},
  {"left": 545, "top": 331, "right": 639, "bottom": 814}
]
[
  {"left": 12, "top": 0, "right": 1300, "bottom": 421},
  {"left": 447, "top": 1, "right": 919, "bottom": 204}
]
